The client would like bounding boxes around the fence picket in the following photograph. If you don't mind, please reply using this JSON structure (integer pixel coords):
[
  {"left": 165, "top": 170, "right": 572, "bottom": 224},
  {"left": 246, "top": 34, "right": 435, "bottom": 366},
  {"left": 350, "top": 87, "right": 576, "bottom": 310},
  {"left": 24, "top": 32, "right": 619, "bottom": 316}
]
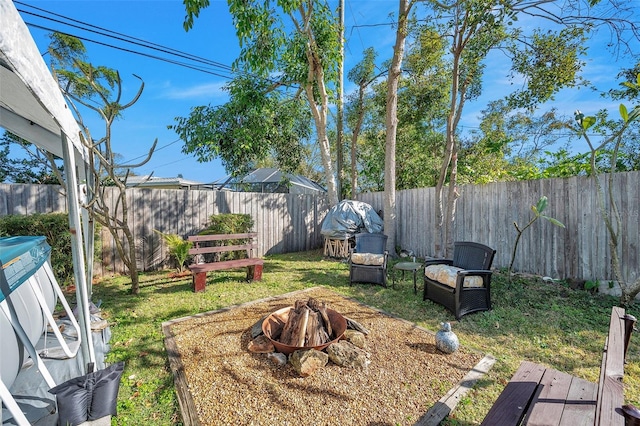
[{"left": 1, "top": 172, "right": 638, "bottom": 285}]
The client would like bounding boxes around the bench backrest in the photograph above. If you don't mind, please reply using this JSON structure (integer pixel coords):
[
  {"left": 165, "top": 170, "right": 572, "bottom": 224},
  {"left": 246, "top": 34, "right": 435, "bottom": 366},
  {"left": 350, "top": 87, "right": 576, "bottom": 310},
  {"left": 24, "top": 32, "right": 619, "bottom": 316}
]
[
  {"left": 596, "top": 306, "right": 636, "bottom": 425},
  {"left": 188, "top": 233, "right": 258, "bottom": 257},
  {"left": 452, "top": 241, "right": 495, "bottom": 270},
  {"left": 353, "top": 233, "right": 387, "bottom": 255}
]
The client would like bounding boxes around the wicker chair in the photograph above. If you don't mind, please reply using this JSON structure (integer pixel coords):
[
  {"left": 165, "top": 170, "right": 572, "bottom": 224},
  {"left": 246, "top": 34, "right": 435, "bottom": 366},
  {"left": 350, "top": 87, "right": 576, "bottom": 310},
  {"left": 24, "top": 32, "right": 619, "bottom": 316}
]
[
  {"left": 349, "top": 233, "right": 388, "bottom": 287},
  {"left": 423, "top": 241, "right": 496, "bottom": 319}
]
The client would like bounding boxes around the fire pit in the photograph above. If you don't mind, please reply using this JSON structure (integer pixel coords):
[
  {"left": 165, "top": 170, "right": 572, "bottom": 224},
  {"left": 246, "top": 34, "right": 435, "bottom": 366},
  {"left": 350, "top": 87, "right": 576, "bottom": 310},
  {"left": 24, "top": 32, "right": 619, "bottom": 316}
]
[{"left": 262, "top": 305, "right": 347, "bottom": 354}]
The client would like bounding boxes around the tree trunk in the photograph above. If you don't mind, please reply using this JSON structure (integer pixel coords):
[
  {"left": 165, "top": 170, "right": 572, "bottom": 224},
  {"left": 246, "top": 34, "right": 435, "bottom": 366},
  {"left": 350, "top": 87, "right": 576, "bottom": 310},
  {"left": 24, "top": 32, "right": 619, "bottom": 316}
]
[
  {"left": 384, "top": 0, "right": 414, "bottom": 255},
  {"left": 436, "top": 28, "right": 464, "bottom": 258},
  {"left": 303, "top": 32, "right": 338, "bottom": 206},
  {"left": 350, "top": 87, "right": 366, "bottom": 199}
]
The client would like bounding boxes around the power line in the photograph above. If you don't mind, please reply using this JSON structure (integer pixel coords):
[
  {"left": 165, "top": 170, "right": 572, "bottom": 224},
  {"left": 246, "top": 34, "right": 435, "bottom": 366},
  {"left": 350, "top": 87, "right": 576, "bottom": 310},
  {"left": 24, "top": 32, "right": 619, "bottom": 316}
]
[
  {"left": 24, "top": 22, "right": 235, "bottom": 80},
  {"left": 124, "top": 138, "right": 183, "bottom": 164},
  {"left": 16, "top": 1, "right": 234, "bottom": 73},
  {"left": 16, "top": 2, "right": 236, "bottom": 79}
]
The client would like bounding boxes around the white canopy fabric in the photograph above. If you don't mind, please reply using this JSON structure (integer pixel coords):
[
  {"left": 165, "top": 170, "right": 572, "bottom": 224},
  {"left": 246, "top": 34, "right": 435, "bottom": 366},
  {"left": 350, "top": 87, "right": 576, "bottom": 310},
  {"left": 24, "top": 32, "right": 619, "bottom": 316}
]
[
  {"left": 0, "top": 0, "right": 95, "bottom": 391},
  {"left": 0, "top": 0, "right": 87, "bottom": 163}
]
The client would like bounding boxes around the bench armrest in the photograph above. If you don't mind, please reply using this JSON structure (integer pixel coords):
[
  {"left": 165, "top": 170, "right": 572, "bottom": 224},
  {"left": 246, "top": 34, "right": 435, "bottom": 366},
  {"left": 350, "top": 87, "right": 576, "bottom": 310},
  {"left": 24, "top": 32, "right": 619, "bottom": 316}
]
[
  {"left": 424, "top": 257, "right": 452, "bottom": 267},
  {"left": 457, "top": 269, "right": 492, "bottom": 277},
  {"left": 622, "top": 404, "right": 640, "bottom": 424}
]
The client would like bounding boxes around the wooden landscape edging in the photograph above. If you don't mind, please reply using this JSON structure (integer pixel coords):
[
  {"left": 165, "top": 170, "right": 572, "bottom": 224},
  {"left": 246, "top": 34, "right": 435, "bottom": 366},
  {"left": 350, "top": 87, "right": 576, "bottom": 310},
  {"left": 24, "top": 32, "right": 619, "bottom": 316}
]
[{"left": 161, "top": 287, "right": 494, "bottom": 426}]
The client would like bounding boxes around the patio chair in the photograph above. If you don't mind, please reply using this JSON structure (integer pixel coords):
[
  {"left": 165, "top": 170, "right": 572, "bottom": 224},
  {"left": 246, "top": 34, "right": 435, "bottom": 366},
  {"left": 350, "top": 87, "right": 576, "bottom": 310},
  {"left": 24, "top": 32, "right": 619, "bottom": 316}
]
[
  {"left": 349, "top": 233, "right": 388, "bottom": 287},
  {"left": 423, "top": 241, "right": 496, "bottom": 319}
]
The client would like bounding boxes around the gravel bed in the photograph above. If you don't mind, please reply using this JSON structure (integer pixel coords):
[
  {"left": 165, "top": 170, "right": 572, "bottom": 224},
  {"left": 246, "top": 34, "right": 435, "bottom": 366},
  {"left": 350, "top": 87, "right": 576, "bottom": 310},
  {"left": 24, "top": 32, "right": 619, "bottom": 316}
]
[{"left": 167, "top": 287, "right": 482, "bottom": 425}]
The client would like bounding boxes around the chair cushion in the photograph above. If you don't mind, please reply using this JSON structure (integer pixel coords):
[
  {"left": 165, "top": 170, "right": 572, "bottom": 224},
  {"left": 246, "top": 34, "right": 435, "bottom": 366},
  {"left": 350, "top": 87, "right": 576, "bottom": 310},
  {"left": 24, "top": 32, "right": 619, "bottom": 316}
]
[
  {"left": 351, "top": 252, "right": 385, "bottom": 266},
  {"left": 424, "top": 264, "right": 483, "bottom": 288}
]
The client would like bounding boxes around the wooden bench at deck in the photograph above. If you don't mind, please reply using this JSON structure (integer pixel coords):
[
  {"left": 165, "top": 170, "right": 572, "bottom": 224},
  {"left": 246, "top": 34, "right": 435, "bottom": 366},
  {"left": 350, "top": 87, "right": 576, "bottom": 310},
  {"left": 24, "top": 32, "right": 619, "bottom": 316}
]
[
  {"left": 481, "top": 306, "right": 637, "bottom": 426},
  {"left": 188, "top": 233, "right": 263, "bottom": 292}
]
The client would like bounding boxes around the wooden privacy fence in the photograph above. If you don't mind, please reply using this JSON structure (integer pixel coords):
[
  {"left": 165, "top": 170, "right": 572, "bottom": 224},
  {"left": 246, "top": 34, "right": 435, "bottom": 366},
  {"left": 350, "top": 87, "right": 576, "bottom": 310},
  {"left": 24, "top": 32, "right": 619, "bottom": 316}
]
[
  {"left": 357, "top": 170, "right": 639, "bottom": 286},
  {"left": 0, "top": 184, "right": 330, "bottom": 276},
  {"left": 1, "top": 171, "right": 638, "bottom": 284}
]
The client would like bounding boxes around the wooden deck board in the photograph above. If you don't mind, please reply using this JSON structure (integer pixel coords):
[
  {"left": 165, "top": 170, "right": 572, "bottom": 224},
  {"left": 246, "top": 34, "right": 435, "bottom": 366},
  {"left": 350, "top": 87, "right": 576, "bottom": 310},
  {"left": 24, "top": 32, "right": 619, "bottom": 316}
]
[
  {"left": 558, "top": 376, "right": 598, "bottom": 426},
  {"left": 480, "top": 361, "right": 545, "bottom": 426},
  {"left": 481, "top": 307, "right": 633, "bottom": 426}
]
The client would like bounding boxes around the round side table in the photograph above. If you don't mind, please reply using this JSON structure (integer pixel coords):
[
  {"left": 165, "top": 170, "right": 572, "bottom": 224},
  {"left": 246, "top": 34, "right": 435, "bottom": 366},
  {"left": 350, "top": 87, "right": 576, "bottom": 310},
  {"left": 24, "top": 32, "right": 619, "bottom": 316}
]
[{"left": 393, "top": 261, "right": 423, "bottom": 294}]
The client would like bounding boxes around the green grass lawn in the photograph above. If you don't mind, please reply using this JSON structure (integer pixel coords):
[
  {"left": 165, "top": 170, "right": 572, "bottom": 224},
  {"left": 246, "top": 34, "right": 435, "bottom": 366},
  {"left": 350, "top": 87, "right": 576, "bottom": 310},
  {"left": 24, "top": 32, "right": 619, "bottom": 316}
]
[{"left": 91, "top": 249, "right": 640, "bottom": 425}]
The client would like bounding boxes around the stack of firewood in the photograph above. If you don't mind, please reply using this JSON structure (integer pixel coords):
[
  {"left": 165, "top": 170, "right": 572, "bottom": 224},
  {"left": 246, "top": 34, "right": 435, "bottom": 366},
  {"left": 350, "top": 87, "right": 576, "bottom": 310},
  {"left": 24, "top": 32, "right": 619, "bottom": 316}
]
[{"left": 277, "top": 298, "right": 333, "bottom": 347}]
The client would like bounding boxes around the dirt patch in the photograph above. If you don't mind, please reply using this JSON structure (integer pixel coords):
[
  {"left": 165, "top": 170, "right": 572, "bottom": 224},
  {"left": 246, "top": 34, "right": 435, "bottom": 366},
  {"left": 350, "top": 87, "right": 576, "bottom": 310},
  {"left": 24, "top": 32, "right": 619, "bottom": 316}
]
[{"left": 164, "top": 287, "right": 484, "bottom": 425}]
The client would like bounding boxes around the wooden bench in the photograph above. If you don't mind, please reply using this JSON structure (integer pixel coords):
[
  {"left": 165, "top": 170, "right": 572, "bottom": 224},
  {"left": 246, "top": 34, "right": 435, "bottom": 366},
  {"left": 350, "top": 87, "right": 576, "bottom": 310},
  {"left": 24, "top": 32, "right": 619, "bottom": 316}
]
[
  {"left": 481, "top": 306, "right": 637, "bottom": 426},
  {"left": 188, "top": 233, "right": 264, "bottom": 292}
]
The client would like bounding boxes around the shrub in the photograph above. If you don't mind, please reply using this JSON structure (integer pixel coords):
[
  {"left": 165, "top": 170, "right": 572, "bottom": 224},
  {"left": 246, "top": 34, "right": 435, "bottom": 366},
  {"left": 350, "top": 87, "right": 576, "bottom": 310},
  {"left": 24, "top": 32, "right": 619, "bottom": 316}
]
[
  {"left": 198, "top": 214, "right": 254, "bottom": 261},
  {"left": 200, "top": 213, "right": 254, "bottom": 235},
  {"left": 153, "top": 230, "right": 192, "bottom": 273}
]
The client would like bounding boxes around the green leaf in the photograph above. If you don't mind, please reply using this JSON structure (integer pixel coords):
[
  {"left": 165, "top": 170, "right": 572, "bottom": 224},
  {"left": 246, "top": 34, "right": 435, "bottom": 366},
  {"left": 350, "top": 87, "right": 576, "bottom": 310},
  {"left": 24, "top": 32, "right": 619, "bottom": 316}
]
[
  {"left": 620, "top": 104, "right": 629, "bottom": 122},
  {"left": 544, "top": 217, "right": 566, "bottom": 228},
  {"left": 582, "top": 116, "right": 596, "bottom": 129},
  {"left": 535, "top": 196, "right": 548, "bottom": 213}
]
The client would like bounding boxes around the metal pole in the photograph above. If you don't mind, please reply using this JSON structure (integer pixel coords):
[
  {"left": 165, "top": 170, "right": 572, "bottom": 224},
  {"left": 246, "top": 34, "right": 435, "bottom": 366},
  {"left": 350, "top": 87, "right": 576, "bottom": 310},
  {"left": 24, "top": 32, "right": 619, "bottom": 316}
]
[{"left": 61, "top": 133, "right": 96, "bottom": 370}]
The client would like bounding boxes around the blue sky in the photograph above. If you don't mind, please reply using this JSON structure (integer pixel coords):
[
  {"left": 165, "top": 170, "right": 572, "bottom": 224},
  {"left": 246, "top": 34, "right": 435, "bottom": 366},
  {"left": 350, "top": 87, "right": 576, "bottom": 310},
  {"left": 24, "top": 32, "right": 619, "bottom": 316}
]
[{"left": 15, "top": 0, "right": 638, "bottom": 184}]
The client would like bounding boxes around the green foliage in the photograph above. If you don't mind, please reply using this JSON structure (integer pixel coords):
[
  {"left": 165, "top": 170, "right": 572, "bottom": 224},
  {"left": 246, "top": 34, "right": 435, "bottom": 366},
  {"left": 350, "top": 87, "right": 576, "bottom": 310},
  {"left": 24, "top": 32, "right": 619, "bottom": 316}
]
[
  {"left": 507, "top": 27, "right": 587, "bottom": 109},
  {"left": 584, "top": 279, "right": 599, "bottom": 292},
  {"left": 198, "top": 214, "right": 255, "bottom": 261},
  {"left": 182, "top": 0, "right": 210, "bottom": 31},
  {"left": 182, "top": 0, "right": 341, "bottom": 203},
  {"left": 201, "top": 213, "right": 254, "bottom": 235},
  {"left": 48, "top": 33, "right": 119, "bottom": 104},
  {"left": 609, "top": 62, "right": 640, "bottom": 101},
  {"left": 350, "top": 24, "right": 451, "bottom": 191},
  {"left": 172, "top": 76, "right": 311, "bottom": 177},
  {"left": 0, "top": 213, "right": 75, "bottom": 286},
  {"left": 153, "top": 230, "right": 192, "bottom": 273}
]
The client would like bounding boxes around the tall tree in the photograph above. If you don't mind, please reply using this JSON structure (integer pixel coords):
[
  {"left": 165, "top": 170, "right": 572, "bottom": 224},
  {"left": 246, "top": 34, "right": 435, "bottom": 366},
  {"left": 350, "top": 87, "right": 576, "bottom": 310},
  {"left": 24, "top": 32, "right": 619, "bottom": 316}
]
[
  {"left": 384, "top": 0, "right": 416, "bottom": 254},
  {"left": 183, "top": 0, "right": 341, "bottom": 205},
  {"left": 345, "top": 47, "right": 378, "bottom": 198},
  {"left": 346, "top": 25, "right": 450, "bottom": 194},
  {"left": 172, "top": 76, "right": 311, "bottom": 178},
  {"left": 419, "top": 0, "right": 639, "bottom": 256},
  {"left": 49, "top": 33, "right": 157, "bottom": 295},
  {"left": 573, "top": 73, "right": 640, "bottom": 304}
]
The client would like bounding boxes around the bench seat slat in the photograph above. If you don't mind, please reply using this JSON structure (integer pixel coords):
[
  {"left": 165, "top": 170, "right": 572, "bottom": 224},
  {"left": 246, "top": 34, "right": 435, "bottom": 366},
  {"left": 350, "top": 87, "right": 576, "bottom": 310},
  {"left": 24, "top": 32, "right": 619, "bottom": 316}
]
[
  {"left": 189, "top": 243, "right": 258, "bottom": 255},
  {"left": 558, "top": 376, "right": 598, "bottom": 426},
  {"left": 480, "top": 361, "right": 546, "bottom": 426},
  {"left": 525, "top": 368, "right": 576, "bottom": 426},
  {"left": 188, "top": 233, "right": 257, "bottom": 242},
  {"left": 596, "top": 306, "right": 627, "bottom": 426},
  {"left": 189, "top": 258, "right": 263, "bottom": 273}
]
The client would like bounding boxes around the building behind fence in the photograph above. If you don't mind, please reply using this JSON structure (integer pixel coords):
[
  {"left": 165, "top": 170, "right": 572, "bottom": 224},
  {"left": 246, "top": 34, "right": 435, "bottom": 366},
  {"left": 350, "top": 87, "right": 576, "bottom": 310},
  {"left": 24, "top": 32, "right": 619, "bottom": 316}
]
[{"left": 1, "top": 171, "right": 638, "bottom": 285}]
